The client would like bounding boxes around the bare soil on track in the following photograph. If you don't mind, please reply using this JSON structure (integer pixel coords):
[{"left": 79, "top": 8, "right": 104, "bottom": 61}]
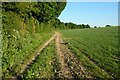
[{"left": 55, "top": 32, "right": 91, "bottom": 78}]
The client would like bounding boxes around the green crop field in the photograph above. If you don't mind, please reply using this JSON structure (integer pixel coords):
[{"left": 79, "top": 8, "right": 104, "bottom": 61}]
[{"left": 59, "top": 27, "right": 119, "bottom": 78}]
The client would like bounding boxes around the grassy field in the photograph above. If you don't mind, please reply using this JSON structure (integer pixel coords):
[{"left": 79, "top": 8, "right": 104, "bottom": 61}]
[{"left": 59, "top": 27, "right": 119, "bottom": 78}]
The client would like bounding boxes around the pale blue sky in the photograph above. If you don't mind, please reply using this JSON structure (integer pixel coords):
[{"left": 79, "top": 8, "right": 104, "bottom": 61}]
[{"left": 58, "top": 2, "right": 118, "bottom": 27}]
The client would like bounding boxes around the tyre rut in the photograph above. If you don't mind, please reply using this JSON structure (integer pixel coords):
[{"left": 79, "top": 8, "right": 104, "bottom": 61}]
[
  {"left": 55, "top": 32, "right": 91, "bottom": 78},
  {"left": 14, "top": 33, "right": 56, "bottom": 79}
]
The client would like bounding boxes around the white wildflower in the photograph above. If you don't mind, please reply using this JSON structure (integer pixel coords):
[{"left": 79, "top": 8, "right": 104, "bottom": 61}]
[
  {"left": 13, "top": 35, "right": 16, "bottom": 39},
  {"left": 13, "top": 29, "right": 15, "bottom": 32},
  {"left": 8, "top": 35, "right": 10, "bottom": 37},
  {"left": 16, "top": 30, "right": 19, "bottom": 34}
]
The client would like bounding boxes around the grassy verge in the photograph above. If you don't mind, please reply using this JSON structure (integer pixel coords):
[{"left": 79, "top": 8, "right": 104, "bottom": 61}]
[
  {"left": 22, "top": 41, "right": 60, "bottom": 79},
  {"left": 2, "top": 32, "right": 52, "bottom": 78}
]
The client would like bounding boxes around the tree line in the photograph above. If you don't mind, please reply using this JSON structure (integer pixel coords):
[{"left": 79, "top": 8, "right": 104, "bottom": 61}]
[{"left": 2, "top": 2, "right": 91, "bottom": 37}]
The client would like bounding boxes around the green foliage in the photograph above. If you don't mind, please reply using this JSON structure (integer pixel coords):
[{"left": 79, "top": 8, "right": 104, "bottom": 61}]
[
  {"left": 2, "top": 31, "right": 52, "bottom": 77},
  {"left": 2, "top": 2, "right": 66, "bottom": 23},
  {"left": 2, "top": 2, "right": 67, "bottom": 34},
  {"left": 94, "top": 26, "right": 97, "bottom": 28},
  {"left": 22, "top": 41, "right": 60, "bottom": 78},
  {"left": 63, "top": 23, "right": 91, "bottom": 29},
  {"left": 59, "top": 27, "right": 119, "bottom": 78},
  {"left": 105, "top": 25, "right": 111, "bottom": 27},
  {"left": 2, "top": 2, "right": 66, "bottom": 78}
]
